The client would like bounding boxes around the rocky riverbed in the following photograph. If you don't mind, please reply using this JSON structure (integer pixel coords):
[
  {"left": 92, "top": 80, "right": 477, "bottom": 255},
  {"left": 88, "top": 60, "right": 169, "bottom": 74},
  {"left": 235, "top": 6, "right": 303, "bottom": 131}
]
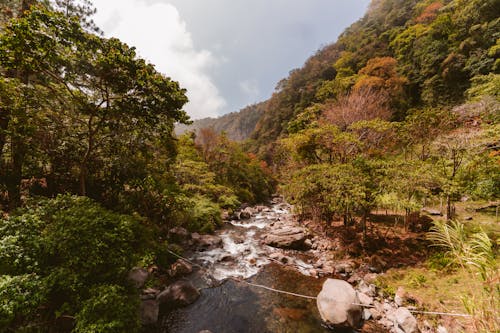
[{"left": 134, "top": 198, "right": 449, "bottom": 333}]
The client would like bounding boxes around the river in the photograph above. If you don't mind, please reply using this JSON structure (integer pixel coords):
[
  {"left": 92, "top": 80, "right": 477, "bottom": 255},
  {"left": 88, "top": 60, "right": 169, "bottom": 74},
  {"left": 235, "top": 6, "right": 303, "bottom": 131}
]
[{"left": 156, "top": 201, "right": 386, "bottom": 333}]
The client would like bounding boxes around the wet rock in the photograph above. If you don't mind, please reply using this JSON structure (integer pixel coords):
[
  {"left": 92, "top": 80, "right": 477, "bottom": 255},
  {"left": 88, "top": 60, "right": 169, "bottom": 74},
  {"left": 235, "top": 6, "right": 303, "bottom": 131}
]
[
  {"left": 140, "top": 299, "right": 159, "bottom": 325},
  {"left": 157, "top": 281, "right": 200, "bottom": 308},
  {"left": 394, "top": 307, "right": 419, "bottom": 333},
  {"left": 169, "top": 259, "right": 193, "bottom": 278},
  {"left": 239, "top": 210, "right": 251, "bottom": 219},
  {"left": 128, "top": 268, "right": 149, "bottom": 289},
  {"left": 263, "top": 226, "right": 309, "bottom": 250},
  {"left": 192, "top": 233, "right": 222, "bottom": 250},
  {"left": 168, "top": 227, "right": 190, "bottom": 243},
  {"left": 269, "top": 252, "right": 290, "bottom": 264},
  {"left": 316, "top": 279, "right": 363, "bottom": 329},
  {"left": 141, "top": 288, "right": 160, "bottom": 300}
]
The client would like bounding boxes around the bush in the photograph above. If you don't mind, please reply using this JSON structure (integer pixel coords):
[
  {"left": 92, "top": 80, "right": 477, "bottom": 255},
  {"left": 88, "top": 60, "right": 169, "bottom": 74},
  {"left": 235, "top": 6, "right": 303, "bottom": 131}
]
[
  {"left": 0, "top": 195, "right": 146, "bottom": 332},
  {"left": 74, "top": 285, "right": 140, "bottom": 333},
  {"left": 187, "top": 195, "right": 223, "bottom": 234}
]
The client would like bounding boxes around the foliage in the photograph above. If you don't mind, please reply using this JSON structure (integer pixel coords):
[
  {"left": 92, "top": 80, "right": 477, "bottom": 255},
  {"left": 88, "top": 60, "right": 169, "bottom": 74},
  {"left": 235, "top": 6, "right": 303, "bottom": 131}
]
[{"left": 0, "top": 195, "right": 145, "bottom": 331}]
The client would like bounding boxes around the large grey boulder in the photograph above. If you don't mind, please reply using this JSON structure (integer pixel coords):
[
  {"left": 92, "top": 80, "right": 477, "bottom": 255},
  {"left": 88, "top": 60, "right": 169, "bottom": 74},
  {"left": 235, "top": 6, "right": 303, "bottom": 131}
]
[
  {"left": 263, "top": 226, "right": 309, "bottom": 250},
  {"left": 316, "top": 279, "right": 363, "bottom": 329},
  {"left": 157, "top": 281, "right": 200, "bottom": 308},
  {"left": 394, "top": 307, "right": 419, "bottom": 333}
]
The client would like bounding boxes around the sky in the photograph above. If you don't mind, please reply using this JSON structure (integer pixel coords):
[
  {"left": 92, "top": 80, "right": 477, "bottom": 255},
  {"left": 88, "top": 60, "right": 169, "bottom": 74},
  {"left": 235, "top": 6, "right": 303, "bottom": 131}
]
[{"left": 90, "top": 0, "right": 370, "bottom": 119}]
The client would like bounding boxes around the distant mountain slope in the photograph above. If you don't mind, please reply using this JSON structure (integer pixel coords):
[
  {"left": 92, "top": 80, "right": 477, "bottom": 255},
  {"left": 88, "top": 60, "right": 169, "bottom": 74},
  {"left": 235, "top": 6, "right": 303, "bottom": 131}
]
[
  {"left": 250, "top": 0, "right": 499, "bottom": 153},
  {"left": 176, "top": 102, "right": 267, "bottom": 141}
]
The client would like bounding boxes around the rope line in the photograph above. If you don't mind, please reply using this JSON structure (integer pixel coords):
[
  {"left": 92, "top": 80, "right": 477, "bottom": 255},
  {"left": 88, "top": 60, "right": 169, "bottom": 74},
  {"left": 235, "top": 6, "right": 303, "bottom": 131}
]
[{"left": 166, "top": 247, "right": 473, "bottom": 318}]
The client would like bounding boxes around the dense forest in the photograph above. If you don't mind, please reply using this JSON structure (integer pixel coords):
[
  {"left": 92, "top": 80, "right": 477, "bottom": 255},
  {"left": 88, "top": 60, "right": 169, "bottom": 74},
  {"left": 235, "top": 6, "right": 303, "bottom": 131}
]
[{"left": 0, "top": 0, "right": 498, "bottom": 332}]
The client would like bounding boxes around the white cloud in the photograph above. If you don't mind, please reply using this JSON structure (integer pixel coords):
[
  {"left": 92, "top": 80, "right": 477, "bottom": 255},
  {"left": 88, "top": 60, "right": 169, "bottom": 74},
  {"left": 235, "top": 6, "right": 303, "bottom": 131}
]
[{"left": 91, "top": 0, "right": 226, "bottom": 119}]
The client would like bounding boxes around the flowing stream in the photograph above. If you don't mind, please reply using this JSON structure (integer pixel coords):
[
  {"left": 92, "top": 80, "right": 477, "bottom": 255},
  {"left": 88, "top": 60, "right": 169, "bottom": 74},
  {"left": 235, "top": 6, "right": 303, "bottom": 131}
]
[{"left": 157, "top": 201, "right": 384, "bottom": 333}]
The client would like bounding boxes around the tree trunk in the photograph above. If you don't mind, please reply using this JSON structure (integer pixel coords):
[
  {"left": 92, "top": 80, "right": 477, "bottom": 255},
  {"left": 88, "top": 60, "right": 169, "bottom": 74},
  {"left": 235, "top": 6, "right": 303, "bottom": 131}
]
[
  {"left": 7, "top": 137, "right": 25, "bottom": 209},
  {"left": 79, "top": 165, "right": 87, "bottom": 196},
  {"left": 446, "top": 195, "right": 452, "bottom": 221}
]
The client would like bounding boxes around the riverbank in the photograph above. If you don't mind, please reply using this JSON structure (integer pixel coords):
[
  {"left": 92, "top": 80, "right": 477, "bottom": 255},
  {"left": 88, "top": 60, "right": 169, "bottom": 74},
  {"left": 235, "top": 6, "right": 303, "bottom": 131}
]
[{"left": 140, "top": 198, "right": 461, "bottom": 333}]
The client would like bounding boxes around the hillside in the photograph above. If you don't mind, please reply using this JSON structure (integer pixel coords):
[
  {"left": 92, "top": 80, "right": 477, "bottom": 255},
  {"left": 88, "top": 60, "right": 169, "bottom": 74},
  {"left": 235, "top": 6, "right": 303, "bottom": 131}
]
[
  {"left": 176, "top": 102, "right": 266, "bottom": 141},
  {"left": 250, "top": 0, "right": 499, "bottom": 153}
]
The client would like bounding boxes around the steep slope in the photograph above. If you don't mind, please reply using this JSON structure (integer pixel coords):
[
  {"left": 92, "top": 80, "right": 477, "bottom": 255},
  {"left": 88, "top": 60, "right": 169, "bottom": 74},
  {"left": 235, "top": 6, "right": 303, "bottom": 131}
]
[
  {"left": 250, "top": 0, "right": 499, "bottom": 153},
  {"left": 176, "top": 102, "right": 266, "bottom": 141}
]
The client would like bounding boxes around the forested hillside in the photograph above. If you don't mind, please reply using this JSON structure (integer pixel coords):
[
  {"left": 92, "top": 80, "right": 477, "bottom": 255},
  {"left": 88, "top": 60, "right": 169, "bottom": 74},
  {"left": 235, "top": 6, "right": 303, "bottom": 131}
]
[
  {"left": 251, "top": 0, "right": 499, "bottom": 153},
  {"left": 246, "top": 1, "right": 499, "bottom": 330},
  {"left": 175, "top": 101, "right": 266, "bottom": 141}
]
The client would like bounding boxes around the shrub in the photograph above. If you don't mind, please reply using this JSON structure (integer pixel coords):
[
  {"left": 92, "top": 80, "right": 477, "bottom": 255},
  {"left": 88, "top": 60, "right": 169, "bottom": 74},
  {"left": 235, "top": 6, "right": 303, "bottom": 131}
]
[{"left": 0, "top": 195, "right": 145, "bottom": 332}]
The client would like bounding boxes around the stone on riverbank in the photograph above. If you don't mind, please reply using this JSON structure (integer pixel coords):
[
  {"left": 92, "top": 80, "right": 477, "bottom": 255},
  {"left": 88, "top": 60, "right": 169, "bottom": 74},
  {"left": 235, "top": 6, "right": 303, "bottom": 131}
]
[
  {"left": 191, "top": 233, "right": 223, "bottom": 250},
  {"left": 316, "top": 279, "right": 363, "bottom": 329},
  {"left": 263, "top": 226, "right": 309, "bottom": 250},
  {"left": 394, "top": 307, "right": 420, "bottom": 333},
  {"left": 169, "top": 259, "right": 193, "bottom": 278},
  {"left": 157, "top": 281, "right": 200, "bottom": 308}
]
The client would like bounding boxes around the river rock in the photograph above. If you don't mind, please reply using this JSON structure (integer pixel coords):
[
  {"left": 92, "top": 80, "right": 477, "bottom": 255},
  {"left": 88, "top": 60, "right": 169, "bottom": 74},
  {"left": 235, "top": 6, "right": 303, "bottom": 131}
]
[
  {"left": 191, "top": 233, "right": 222, "bottom": 250},
  {"left": 128, "top": 267, "right": 149, "bottom": 289},
  {"left": 394, "top": 307, "right": 419, "bottom": 333},
  {"left": 269, "top": 252, "right": 291, "bottom": 264},
  {"left": 169, "top": 259, "right": 193, "bottom": 278},
  {"left": 357, "top": 292, "right": 374, "bottom": 306},
  {"left": 316, "top": 279, "right": 363, "bottom": 329},
  {"left": 157, "top": 281, "right": 200, "bottom": 308},
  {"left": 140, "top": 299, "right": 159, "bottom": 325},
  {"left": 263, "top": 226, "right": 309, "bottom": 250}
]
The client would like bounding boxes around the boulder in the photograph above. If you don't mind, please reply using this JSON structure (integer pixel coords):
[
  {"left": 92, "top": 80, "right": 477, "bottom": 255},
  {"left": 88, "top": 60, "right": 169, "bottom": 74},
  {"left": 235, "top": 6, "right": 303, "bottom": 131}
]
[
  {"left": 263, "top": 227, "right": 309, "bottom": 250},
  {"left": 140, "top": 299, "right": 159, "bottom": 325},
  {"left": 128, "top": 268, "right": 149, "bottom": 289},
  {"left": 157, "top": 281, "right": 200, "bottom": 308},
  {"left": 394, "top": 307, "right": 419, "bottom": 333},
  {"left": 169, "top": 259, "right": 193, "bottom": 278},
  {"left": 316, "top": 279, "right": 363, "bottom": 329},
  {"left": 191, "top": 233, "right": 222, "bottom": 250}
]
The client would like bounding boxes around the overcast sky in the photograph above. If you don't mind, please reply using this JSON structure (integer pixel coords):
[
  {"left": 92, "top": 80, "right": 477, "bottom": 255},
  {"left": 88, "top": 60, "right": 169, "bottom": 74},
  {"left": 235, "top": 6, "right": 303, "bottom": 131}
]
[{"left": 90, "top": 0, "right": 370, "bottom": 119}]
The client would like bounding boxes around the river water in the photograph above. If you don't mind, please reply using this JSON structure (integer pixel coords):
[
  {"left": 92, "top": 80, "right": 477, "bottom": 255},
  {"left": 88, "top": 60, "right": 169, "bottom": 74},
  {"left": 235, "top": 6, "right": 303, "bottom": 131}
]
[{"left": 158, "top": 202, "right": 385, "bottom": 333}]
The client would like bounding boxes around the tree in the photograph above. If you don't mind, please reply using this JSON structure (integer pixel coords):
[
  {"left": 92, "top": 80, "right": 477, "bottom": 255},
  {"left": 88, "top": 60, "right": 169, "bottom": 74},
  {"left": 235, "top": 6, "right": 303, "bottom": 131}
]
[{"left": 0, "top": 7, "right": 189, "bottom": 206}]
